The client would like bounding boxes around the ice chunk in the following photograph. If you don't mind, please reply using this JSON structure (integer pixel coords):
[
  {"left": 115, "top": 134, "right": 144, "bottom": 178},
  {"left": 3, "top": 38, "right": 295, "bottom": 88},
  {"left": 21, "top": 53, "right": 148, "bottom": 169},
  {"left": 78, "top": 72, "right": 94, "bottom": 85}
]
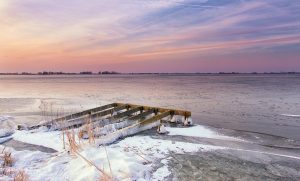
[
  {"left": 157, "top": 124, "right": 167, "bottom": 134},
  {"left": 0, "top": 129, "right": 14, "bottom": 138},
  {"left": 0, "top": 115, "right": 13, "bottom": 122},
  {"left": 183, "top": 117, "right": 193, "bottom": 126}
]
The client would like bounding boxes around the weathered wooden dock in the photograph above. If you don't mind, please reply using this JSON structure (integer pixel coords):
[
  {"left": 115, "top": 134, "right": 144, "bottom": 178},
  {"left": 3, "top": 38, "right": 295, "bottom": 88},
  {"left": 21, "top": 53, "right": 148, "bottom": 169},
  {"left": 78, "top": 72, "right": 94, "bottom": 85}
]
[{"left": 28, "top": 103, "right": 192, "bottom": 145}]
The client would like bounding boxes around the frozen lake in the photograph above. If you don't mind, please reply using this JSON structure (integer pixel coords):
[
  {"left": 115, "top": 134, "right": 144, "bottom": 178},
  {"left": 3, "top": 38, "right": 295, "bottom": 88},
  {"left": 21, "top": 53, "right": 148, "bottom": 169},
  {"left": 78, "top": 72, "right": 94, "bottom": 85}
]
[{"left": 1, "top": 74, "right": 300, "bottom": 140}]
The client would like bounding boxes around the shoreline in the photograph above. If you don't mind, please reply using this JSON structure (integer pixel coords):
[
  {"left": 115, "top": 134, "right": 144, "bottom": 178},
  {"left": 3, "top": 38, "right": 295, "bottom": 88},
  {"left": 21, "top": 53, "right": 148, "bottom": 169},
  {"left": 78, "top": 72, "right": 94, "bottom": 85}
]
[{"left": 1, "top": 123, "right": 300, "bottom": 180}]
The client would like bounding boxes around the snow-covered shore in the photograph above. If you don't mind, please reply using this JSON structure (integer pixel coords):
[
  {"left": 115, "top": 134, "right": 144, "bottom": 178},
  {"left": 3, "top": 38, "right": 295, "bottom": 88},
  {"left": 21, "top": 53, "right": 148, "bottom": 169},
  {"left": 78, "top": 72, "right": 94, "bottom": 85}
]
[
  {"left": 1, "top": 122, "right": 300, "bottom": 180},
  {"left": 1, "top": 125, "right": 229, "bottom": 181}
]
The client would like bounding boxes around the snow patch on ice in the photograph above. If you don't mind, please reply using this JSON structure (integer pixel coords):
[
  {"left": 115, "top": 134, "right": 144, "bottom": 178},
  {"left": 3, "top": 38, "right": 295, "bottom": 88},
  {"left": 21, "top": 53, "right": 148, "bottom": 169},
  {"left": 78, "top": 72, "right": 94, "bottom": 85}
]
[
  {"left": 280, "top": 114, "right": 300, "bottom": 118},
  {"left": 152, "top": 159, "right": 171, "bottom": 181},
  {"left": 0, "top": 115, "right": 13, "bottom": 121},
  {"left": 0, "top": 136, "right": 12, "bottom": 143},
  {"left": 0, "top": 128, "right": 14, "bottom": 138},
  {"left": 166, "top": 125, "right": 242, "bottom": 141},
  {"left": 118, "top": 136, "right": 222, "bottom": 156},
  {"left": 13, "top": 130, "right": 64, "bottom": 152}
]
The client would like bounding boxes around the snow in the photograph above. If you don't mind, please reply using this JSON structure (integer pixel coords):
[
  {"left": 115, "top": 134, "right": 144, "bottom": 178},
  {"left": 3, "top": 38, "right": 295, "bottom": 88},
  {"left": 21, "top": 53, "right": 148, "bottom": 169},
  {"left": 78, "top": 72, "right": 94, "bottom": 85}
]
[
  {"left": 0, "top": 115, "right": 13, "bottom": 122},
  {"left": 152, "top": 159, "right": 171, "bottom": 180},
  {"left": 281, "top": 114, "right": 300, "bottom": 118},
  {"left": 4, "top": 148, "right": 70, "bottom": 181},
  {"left": 2, "top": 125, "right": 226, "bottom": 181},
  {"left": 1, "top": 121, "right": 254, "bottom": 181},
  {"left": 0, "top": 128, "right": 14, "bottom": 138},
  {"left": 166, "top": 125, "right": 241, "bottom": 141},
  {"left": 73, "top": 136, "right": 222, "bottom": 180},
  {"left": 96, "top": 120, "right": 161, "bottom": 145},
  {"left": 13, "top": 130, "right": 64, "bottom": 152},
  {"left": 157, "top": 124, "right": 167, "bottom": 134},
  {"left": 0, "top": 136, "right": 12, "bottom": 143}
]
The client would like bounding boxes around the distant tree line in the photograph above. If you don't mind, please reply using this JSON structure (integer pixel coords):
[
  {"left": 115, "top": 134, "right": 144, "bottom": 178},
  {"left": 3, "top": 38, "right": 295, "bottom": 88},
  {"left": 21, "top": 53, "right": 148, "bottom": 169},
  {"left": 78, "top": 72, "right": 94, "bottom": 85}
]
[
  {"left": 0, "top": 71, "right": 121, "bottom": 75},
  {"left": 1, "top": 71, "right": 300, "bottom": 75},
  {"left": 99, "top": 71, "right": 119, "bottom": 74},
  {"left": 37, "top": 71, "right": 77, "bottom": 75}
]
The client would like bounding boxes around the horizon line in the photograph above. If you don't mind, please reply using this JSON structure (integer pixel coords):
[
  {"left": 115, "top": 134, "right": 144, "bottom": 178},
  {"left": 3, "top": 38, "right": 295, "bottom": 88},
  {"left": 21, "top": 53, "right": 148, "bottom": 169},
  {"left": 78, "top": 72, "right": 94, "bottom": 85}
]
[{"left": 1, "top": 71, "right": 300, "bottom": 75}]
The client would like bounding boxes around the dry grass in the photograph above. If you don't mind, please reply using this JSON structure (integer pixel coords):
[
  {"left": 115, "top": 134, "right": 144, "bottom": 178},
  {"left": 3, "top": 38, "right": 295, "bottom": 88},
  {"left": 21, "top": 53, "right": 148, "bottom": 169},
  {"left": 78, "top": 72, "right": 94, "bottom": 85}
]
[
  {"left": 65, "top": 130, "right": 80, "bottom": 154},
  {"left": 1, "top": 167, "right": 14, "bottom": 176},
  {"left": 86, "top": 117, "right": 95, "bottom": 144},
  {"left": 13, "top": 170, "right": 28, "bottom": 181},
  {"left": 100, "top": 175, "right": 112, "bottom": 181},
  {"left": 39, "top": 101, "right": 67, "bottom": 129},
  {"left": 124, "top": 145, "right": 151, "bottom": 164},
  {"left": 78, "top": 129, "right": 85, "bottom": 139},
  {"left": 1, "top": 146, "right": 6, "bottom": 154},
  {"left": 2, "top": 152, "right": 13, "bottom": 167},
  {"left": 74, "top": 150, "right": 112, "bottom": 181},
  {"left": 39, "top": 100, "right": 54, "bottom": 121},
  {"left": 0, "top": 150, "right": 28, "bottom": 181},
  {"left": 62, "top": 130, "right": 66, "bottom": 150},
  {"left": 104, "top": 146, "right": 113, "bottom": 179}
]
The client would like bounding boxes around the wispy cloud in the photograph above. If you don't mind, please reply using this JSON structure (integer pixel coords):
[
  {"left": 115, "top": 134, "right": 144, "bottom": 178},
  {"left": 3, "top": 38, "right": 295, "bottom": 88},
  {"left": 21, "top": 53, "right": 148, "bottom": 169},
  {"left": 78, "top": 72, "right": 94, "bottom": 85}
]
[{"left": 0, "top": 0, "right": 300, "bottom": 72}]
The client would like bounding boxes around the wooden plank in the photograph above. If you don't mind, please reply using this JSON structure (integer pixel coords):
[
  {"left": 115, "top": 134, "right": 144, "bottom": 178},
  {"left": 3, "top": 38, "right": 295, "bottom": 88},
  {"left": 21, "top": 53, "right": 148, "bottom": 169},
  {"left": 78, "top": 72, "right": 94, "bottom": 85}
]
[
  {"left": 89, "top": 104, "right": 128, "bottom": 120},
  {"left": 96, "top": 111, "right": 171, "bottom": 145},
  {"left": 54, "top": 104, "right": 129, "bottom": 130},
  {"left": 92, "top": 107, "right": 154, "bottom": 133},
  {"left": 139, "top": 111, "right": 171, "bottom": 126},
  {"left": 127, "top": 109, "right": 155, "bottom": 121},
  {"left": 91, "top": 107, "right": 143, "bottom": 130},
  {"left": 53, "top": 103, "right": 117, "bottom": 122},
  {"left": 111, "top": 106, "right": 143, "bottom": 120},
  {"left": 29, "top": 102, "right": 191, "bottom": 131},
  {"left": 115, "top": 103, "right": 191, "bottom": 117}
]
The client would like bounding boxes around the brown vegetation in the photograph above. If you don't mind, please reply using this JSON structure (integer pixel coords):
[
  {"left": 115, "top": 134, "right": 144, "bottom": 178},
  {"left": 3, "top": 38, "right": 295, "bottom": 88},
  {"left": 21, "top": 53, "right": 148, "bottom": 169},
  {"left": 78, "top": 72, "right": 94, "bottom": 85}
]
[
  {"left": 65, "top": 130, "right": 80, "bottom": 154},
  {"left": 0, "top": 148, "right": 28, "bottom": 180},
  {"left": 13, "top": 170, "right": 28, "bottom": 181},
  {"left": 2, "top": 152, "right": 14, "bottom": 167}
]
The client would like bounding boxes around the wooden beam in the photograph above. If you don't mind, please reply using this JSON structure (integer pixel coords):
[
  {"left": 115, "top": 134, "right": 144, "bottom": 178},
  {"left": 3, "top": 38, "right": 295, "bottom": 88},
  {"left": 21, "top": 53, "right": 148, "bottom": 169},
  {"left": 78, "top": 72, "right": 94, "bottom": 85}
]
[
  {"left": 115, "top": 103, "right": 191, "bottom": 117},
  {"left": 111, "top": 106, "right": 143, "bottom": 120},
  {"left": 53, "top": 103, "right": 117, "bottom": 122},
  {"left": 29, "top": 102, "right": 191, "bottom": 131},
  {"left": 54, "top": 104, "right": 128, "bottom": 130},
  {"left": 139, "top": 111, "right": 171, "bottom": 126},
  {"left": 127, "top": 109, "right": 155, "bottom": 121},
  {"left": 96, "top": 111, "right": 171, "bottom": 145}
]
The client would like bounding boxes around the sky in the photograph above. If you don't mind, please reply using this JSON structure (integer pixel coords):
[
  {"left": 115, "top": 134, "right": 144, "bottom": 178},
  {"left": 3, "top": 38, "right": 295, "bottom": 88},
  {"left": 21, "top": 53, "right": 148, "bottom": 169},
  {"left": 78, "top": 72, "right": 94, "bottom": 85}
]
[{"left": 0, "top": 0, "right": 300, "bottom": 73}]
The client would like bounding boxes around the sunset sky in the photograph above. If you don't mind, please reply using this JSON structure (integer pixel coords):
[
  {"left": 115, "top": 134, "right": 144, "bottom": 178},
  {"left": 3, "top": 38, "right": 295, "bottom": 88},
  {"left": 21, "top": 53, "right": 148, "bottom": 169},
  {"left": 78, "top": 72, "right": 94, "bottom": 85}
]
[{"left": 0, "top": 0, "right": 300, "bottom": 73}]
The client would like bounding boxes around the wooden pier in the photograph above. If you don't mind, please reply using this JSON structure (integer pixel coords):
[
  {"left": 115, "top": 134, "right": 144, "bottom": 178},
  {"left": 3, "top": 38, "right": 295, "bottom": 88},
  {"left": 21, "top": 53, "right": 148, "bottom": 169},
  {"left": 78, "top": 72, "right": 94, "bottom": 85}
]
[{"left": 27, "top": 103, "right": 192, "bottom": 145}]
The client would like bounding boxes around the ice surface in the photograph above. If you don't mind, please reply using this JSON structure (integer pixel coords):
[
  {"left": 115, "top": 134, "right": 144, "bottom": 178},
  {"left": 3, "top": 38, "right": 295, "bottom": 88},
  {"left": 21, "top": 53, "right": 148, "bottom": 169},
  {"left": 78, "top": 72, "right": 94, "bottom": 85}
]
[{"left": 1, "top": 75, "right": 300, "bottom": 140}]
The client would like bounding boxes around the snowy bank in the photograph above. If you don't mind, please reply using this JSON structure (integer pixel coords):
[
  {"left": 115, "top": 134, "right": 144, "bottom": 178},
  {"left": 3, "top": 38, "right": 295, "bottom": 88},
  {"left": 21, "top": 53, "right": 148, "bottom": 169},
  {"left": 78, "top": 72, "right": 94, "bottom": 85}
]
[{"left": 4, "top": 125, "right": 228, "bottom": 181}]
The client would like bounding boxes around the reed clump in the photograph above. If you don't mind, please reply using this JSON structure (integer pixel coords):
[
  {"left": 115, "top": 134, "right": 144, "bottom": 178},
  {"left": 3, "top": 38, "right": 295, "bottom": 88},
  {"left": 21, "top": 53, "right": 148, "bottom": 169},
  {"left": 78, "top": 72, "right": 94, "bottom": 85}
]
[
  {"left": 86, "top": 117, "right": 95, "bottom": 144},
  {"left": 13, "top": 170, "right": 28, "bottom": 181},
  {"left": 2, "top": 152, "right": 13, "bottom": 167},
  {"left": 65, "top": 130, "right": 80, "bottom": 154},
  {"left": 0, "top": 147, "right": 28, "bottom": 180}
]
